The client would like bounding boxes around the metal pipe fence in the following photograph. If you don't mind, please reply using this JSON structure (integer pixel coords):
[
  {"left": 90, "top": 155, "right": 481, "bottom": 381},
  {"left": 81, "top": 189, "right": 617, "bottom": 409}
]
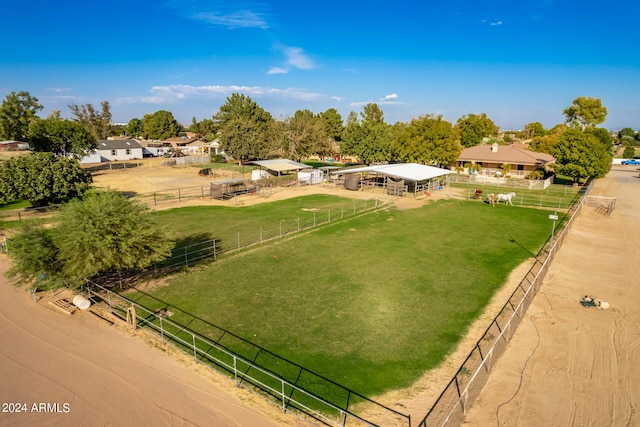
[
  {"left": 150, "top": 197, "right": 386, "bottom": 275},
  {"left": 418, "top": 180, "right": 595, "bottom": 426},
  {"left": 94, "top": 197, "right": 387, "bottom": 288},
  {"left": 455, "top": 183, "right": 582, "bottom": 210},
  {"left": 83, "top": 282, "right": 411, "bottom": 427}
]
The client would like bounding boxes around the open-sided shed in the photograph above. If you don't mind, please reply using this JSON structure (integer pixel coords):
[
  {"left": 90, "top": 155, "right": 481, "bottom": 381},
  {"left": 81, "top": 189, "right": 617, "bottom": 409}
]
[
  {"left": 249, "top": 159, "right": 309, "bottom": 176},
  {"left": 333, "top": 163, "right": 453, "bottom": 196}
]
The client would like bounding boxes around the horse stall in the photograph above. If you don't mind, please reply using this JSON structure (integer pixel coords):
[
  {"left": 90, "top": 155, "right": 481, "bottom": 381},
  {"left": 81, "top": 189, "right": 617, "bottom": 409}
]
[
  {"left": 210, "top": 178, "right": 254, "bottom": 200},
  {"left": 386, "top": 177, "right": 406, "bottom": 196}
]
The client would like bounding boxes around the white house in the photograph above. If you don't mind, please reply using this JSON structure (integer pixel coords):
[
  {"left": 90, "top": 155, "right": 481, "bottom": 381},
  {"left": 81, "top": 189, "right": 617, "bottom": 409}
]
[{"left": 96, "top": 139, "right": 143, "bottom": 161}]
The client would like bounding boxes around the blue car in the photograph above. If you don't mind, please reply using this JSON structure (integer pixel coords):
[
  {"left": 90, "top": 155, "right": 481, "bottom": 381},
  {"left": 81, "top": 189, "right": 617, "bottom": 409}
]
[{"left": 621, "top": 159, "right": 640, "bottom": 165}]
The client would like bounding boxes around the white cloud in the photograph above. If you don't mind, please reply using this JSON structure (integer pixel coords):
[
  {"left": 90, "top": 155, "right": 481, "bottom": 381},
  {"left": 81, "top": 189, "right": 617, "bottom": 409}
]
[
  {"left": 194, "top": 10, "right": 268, "bottom": 29},
  {"left": 267, "top": 67, "right": 288, "bottom": 75},
  {"left": 380, "top": 93, "right": 398, "bottom": 101},
  {"left": 350, "top": 99, "right": 404, "bottom": 107},
  {"left": 115, "top": 84, "right": 326, "bottom": 105},
  {"left": 282, "top": 46, "right": 314, "bottom": 70},
  {"left": 490, "top": 20, "right": 503, "bottom": 26}
]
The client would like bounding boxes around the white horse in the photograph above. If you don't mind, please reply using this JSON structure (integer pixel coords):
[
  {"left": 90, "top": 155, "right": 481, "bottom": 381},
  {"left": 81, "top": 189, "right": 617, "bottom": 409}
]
[{"left": 496, "top": 192, "right": 516, "bottom": 206}]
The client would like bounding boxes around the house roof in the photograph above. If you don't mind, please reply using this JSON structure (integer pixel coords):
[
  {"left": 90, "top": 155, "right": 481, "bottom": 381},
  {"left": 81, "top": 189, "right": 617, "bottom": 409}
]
[
  {"left": 334, "top": 163, "right": 453, "bottom": 182},
  {"left": 162, "top": 137, "right": 198, "bottom": 146},
  {"left": 97, "top": 139, "right": 143, "bottom": 150},
  {"left": 458, "top": 143, "right": 555, "bottom": 165},
  {"left": 250, "top": 159, "right": 309, "bottom": 172}
]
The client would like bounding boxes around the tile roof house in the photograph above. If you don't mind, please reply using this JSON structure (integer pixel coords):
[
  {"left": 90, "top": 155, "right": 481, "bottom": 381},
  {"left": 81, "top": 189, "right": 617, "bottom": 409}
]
[{"left": 456, "top": 142, "right": 555, "bottom": 177}]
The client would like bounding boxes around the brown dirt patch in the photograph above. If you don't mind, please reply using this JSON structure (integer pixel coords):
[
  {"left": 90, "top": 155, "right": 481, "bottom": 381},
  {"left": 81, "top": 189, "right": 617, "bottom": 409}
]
[{"left": 461, "top": 165, "right": 640, "bottom": 426}]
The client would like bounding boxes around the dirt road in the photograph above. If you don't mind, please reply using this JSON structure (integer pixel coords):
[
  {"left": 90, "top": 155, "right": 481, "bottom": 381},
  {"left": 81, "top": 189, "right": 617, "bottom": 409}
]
[
  {"left": 462, "top": 165, "right": 640, "bottom": 426},
  {"left": 0, "top": 260, "right": 300, "bottom": 426}
]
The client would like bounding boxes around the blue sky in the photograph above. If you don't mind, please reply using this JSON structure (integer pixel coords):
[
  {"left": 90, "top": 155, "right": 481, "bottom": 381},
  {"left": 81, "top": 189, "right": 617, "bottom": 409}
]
[{"left": 1, "top": 0, "right": 639, "bottom": 130}]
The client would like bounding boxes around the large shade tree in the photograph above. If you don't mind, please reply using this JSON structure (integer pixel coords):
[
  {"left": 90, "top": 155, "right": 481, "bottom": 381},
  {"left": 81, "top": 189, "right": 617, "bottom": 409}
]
[
  {"left": 563, "top": 96, "right": 607, "bottom": 130},
  {"left": 0, "top": 91, "right": 43, "bottom": 141},
  {"left": 282, "top": 110, "right": 331, "bottom": 161},
  {"left": 391, "top": 115, "right": 461, "bottom": 166},
  {"left": 7, "top": 191, "right": 175, "bottom": 289},
  {"left": 553, "top": 127, "right": 612, "bottom": 182},
  {"left": 522, "top": 122, "right": 547, "bottom": 139},
  {"left": 455, "top": 113, "right": 499, "bottom": 147},
  {"left": 528, "top": 123, "right": 566, "bottom": 155},
  {"left": 0, "top": 152, "right": 92, "bottom": 207},
  {"left": 318, "top": 108, "right": 344, "bottom": 143},
  {"left": 28, "top": 117, "right": 97, "bottom": 157},
  {"left": 340, "top": 104, "right": 392, "bottom": 163},
  {"left": 214, "top": 93, "right": 277, "bottom": 161},
  {"left": 141, "top": 110, "right": 182, "bottom": 140}
]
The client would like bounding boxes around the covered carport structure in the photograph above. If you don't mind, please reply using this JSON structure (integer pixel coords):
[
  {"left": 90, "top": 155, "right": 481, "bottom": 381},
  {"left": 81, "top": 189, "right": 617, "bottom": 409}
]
[
  {"left": 332, "top": 163, "right": 453, "bottom": 197},
  {"left": 249, "top": 159, "right": 309, "bottom": 176}
]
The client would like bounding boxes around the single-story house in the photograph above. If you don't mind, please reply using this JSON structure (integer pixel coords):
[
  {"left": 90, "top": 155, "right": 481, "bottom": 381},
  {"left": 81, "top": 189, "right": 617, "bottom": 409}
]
[
  {"left": 93, "top": 139, "right": 144, "bottom": 162},
  {"left": 455, "top": 143, "right": 555, "bottom": 177}
]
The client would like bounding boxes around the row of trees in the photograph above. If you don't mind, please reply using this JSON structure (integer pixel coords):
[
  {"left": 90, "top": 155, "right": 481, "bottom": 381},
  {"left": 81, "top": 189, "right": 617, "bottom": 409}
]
[
  {"left": 0, "top": 91, "right": 618, "bottom": 189},
  {"left": 0, "top": 90, "right": 500, "bottom": 165}
]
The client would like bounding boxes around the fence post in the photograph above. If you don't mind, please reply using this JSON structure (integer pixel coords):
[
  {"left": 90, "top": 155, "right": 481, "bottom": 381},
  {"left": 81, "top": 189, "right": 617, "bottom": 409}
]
[
  {"left": 234, "top": 356, "right": 238, "bottom": 384},
  {"left": 328, "top": 209, "right": 331, "bottom": 222},
  {"left": 282, "top": 381, "right": 286, "bottom": 413},
  {"left": 237, "top": 232, "right": 240, "bottom": 250},
  {"left": 353, "top": 201, "right": 356, "bottom": 215},
  {"left": 154, "top": 192, "right": 157, "bottom": 206},
  {"left": 313, "top": 212, "right": 316, "bottom": 227},
  {"left": 297, "top": 217, "right": 300, "bottom": 232},
  {"left": 181, "top": 246, "right": 188, "bottom": 268},
  {"left": 260, "top": 226, "right": 263, "bottom": 243},
  {"left": 160, "top": 316, "right": 164, "bottom": 344},
  {"left": 178, "top": 189, "right": 182, "bottom": 203},
  {"left": 193, "top": 334, "right": 198, "bottom": 362}
]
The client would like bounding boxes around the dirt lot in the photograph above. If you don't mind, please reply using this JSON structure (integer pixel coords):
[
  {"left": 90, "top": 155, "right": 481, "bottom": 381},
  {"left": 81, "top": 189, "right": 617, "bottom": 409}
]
[
  {"left": 462, "top": 165, "right": 640, "bottom": 426},
  {"left": 1, "top": 161, "right": 638, "bottom": 426}
]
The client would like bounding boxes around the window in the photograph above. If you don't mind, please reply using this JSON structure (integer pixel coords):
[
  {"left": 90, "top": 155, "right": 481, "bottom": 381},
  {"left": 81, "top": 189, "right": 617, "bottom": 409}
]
[
  {"left": 517, "top": 164, "right": 524, "bottom": 171},
  {"left": 111, "top": 149, "right": 116, "bottom": 156},
  {"left": 126, "top": 149, "right": 131, "bottom": 155}
]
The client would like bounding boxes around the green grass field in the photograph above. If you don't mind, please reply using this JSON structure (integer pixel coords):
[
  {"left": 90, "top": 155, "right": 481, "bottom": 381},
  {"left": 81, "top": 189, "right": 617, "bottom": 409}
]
[{"left": 127, "top": 196, "right": 551, "bottom": 400}]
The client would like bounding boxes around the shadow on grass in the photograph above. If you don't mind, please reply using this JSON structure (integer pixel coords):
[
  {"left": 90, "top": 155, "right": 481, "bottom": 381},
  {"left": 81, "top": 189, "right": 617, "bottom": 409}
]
[{"left": 126, "top": 287, "right": 360, "bottom": 411}]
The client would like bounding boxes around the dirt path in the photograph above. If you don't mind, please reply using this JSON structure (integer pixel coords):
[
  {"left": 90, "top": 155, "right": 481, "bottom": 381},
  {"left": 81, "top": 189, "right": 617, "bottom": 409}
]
[
  {"left": 462, "top": 165, "right": 640, "bottom": 426},
  {"left": 0, "top": 260, "right": 304, "bottom": 426}
]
